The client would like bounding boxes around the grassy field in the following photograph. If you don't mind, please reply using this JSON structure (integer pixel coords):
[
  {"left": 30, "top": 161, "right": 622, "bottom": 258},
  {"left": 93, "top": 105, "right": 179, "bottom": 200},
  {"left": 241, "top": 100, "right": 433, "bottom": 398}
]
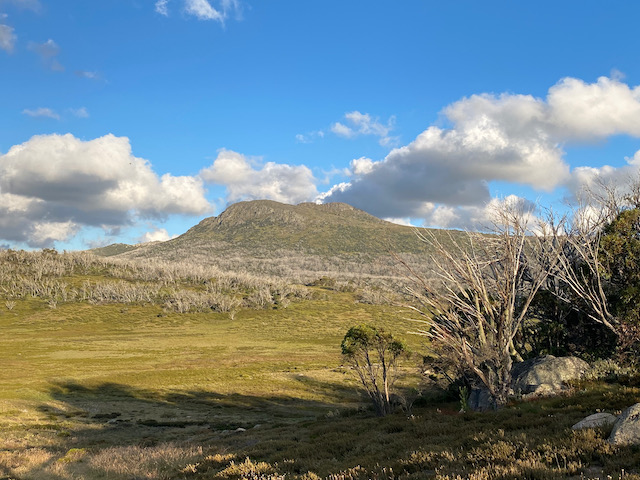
[{"left": 2, "top": 285, "right": 640, "bottom": 479}]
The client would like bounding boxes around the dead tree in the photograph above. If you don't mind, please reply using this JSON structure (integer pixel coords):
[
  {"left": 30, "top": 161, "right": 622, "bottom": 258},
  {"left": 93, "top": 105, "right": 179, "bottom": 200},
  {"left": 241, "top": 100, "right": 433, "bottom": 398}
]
[{"left": 401, "top": 202, "right": 554, "bottom": 407}]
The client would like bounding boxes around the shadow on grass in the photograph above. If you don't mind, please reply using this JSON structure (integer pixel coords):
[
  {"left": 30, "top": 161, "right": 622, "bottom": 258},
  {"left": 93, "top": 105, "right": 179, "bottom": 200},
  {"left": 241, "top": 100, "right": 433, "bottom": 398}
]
[
  {"left": 40, "top": 379, "right": 363, "bottom": 448},
  {"left": 11, "top": 381, "right": 640, "bottom": 479},
  {"left": 2, "top": 379, "right": 368, "bottom": 478}
]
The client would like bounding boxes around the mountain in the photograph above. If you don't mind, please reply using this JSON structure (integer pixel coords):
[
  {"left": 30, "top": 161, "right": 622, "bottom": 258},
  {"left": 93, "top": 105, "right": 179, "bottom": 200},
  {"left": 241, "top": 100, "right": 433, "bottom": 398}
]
[{"left": 91, "top": 200, "right": 460, "bottom": 280}]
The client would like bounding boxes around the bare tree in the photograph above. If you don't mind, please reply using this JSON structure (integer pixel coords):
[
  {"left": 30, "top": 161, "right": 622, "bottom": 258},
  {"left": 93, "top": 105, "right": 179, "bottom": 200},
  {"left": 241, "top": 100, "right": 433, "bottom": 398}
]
[
  {"left": 548, "top": 175, "right": 640, "bottom": 349},
  {"left": 401, "top": 202, "right": 554, "bottom": 407}
]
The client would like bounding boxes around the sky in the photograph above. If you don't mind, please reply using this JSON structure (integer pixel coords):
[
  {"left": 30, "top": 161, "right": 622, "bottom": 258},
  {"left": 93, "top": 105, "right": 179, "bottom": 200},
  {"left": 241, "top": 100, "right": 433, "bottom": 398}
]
[{"left": 3, "top": 1, "right": 640, "bottom": 250}]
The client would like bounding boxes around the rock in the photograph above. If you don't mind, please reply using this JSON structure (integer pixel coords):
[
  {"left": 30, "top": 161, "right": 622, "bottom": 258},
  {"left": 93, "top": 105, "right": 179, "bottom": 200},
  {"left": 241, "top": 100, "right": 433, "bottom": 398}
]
[
  {"left": 234, "top": 427, "right": 246, "bottom": 433},
  {"left": 572, "top": 412, "right": 617, "bottom": 430},
  {"left": 468, "top": 388, "right": 493, "bottom": 411},
  {"left": 608, "top": 403, "right": 640, "bottom": 445},
  {"left": 527, "top": 383, "right": 564, "bottom": 398},
  {"left": 511, "top": 355, "right": 589, "bottom": 395}
]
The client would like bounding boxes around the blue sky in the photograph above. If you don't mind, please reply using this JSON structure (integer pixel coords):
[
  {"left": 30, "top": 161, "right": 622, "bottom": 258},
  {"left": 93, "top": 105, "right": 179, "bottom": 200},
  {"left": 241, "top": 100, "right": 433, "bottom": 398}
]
[{"left": 2, "top": 0, "right": 640, "bottom": 249}]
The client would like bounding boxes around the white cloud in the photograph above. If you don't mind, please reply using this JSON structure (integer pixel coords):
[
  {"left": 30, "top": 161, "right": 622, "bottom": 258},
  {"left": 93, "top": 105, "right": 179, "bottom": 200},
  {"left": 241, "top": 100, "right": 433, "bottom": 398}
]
[
  {"left": 157, "top": 0, "right": 241, "bottom": 23},
  {"left": 321, "top": 76, "right": 640, "bottom": 225},
  {"left": 0, "top": 133, "right": 211, "bottom": 247},
  {"left": 383, "top": 217, "right": 414, "bottom": 227},
  {"left": 22, "top": 107, "right": 60, "bottom": 120},
  {"left": 28, "top": 39, "right": 63, "bottom": 71},
  {"left": 31, "top": 221, "right": 78, "bottom": 246},
  {"left": 184, "top": 0, "right": 223, "bottom": 21},
  {"left": 155, "top": 0, "right": 169, "bottom": 16},
  {"left": 349, "top": 157, "right": 376, "bottom": 176},
  {"left": 331, "top": 122, "right": 355, "bottom": 138},
  {"left": 139, "top": 228, "right": 171, "bottom": 243},
  {"left": 199, "top": 149, "right": 318, "bottom": 204},
  {"left": 331, "top": 111, "right": 397, "bottom": 146},
  {"left": 546, "top": 76, "right": 640, "bottom": 140},
  {"left": 69, "top": 107, "right": 89, "bottom": 118},
  {"left": 0, "top": 24, "right": 16, "bottom": 53},
  {"left": 419, "top": 195, "right": 538, "bottom": 232}
]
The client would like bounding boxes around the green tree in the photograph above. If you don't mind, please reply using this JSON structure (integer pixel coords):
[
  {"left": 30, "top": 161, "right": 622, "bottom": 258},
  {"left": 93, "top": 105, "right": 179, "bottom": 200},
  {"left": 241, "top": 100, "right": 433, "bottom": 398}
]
[
  {"left": 599, "top": 207, "right": 640, "bottom": 358},
  {"left": 545, "top": 177, "right": 640, "bottom": 363},
  {"left": 341, "top": 324, "right": 408, "bottom": 416}
]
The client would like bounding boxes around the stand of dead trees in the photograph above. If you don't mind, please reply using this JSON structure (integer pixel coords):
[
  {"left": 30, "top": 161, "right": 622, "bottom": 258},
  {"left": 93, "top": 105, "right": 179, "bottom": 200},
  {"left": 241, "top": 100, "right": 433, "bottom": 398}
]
[
  {"left": 401, "top": 201, "right": 553, "bottom": 407},
  {"left": 403, "top": 176, "right": 640, "bottom": 408}
]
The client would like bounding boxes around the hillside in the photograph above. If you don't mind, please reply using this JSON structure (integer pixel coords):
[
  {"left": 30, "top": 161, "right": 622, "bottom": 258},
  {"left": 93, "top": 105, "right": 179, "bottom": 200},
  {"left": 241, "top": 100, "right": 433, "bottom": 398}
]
[
  {"left": 101, "top": 200, "right": 428, "bottom": 257},
  {"left": 91, "top": 200, "right": 461, "bottom": 281}
]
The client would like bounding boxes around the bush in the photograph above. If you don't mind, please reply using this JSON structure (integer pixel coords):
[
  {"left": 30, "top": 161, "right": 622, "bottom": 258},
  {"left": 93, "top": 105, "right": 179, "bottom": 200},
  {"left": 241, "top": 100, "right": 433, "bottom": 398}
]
[{"left": 341, "top": 324, "right": 408, "bottom": 416}]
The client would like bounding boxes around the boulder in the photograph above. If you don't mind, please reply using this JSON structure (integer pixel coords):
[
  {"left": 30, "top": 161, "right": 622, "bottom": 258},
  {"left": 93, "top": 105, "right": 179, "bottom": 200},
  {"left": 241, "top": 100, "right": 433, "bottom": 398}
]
[
  {"left": 608, "top": 403, "right": 640, "bottom": 445},
  {"left": 572, "top": 412, "right": 617, "bottom": 430},
  {"left": 468, "top": 388, "right": 493, "bottom": 411},
  {"left": 511, "top": 355, "right": 590, "bottom": 395}
]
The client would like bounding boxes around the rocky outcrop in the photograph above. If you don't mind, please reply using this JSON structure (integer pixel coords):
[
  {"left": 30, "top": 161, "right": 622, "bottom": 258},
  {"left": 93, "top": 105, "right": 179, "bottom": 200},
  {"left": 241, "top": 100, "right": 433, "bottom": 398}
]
[
  {"left": 572, "top": 412, "right": 617, "bottom": 430},
  {"left": 608, "top": 403, "right": 640, "bottom": 445},
  {"left": 511, "top": 355, "right": 590, "bottom": 396}
]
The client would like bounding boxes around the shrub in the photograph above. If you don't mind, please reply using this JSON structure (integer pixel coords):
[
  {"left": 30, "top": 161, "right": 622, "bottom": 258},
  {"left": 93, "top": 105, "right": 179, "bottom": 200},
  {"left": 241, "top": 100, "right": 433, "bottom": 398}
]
[{"left": 341, "top": 324, "right": 408, "bottom": 416}]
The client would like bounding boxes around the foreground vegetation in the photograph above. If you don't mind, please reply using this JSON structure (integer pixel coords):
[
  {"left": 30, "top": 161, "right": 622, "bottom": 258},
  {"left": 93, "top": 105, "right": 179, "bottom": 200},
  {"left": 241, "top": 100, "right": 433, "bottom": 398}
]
[{"left": 0, "top": 251, "right": 639, "bottom": 479}]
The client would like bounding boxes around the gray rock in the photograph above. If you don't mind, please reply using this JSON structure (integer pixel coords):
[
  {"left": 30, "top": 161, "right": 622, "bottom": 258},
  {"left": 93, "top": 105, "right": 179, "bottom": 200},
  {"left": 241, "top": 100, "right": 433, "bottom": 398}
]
[
  {"left": 468, "top": 388, "right": 494, "bottom": 411},
  {"left": 523, "top": 383, "right": 564, "bottom": 398},
  {"left": 609, "top": 403, "right": 640, "bottom": 445},
  {"left": 512, "top": 355, "right": 589, "bottom": 395},
  {"left": 572, "top": 412, "right": 617, "bottom": 430}
]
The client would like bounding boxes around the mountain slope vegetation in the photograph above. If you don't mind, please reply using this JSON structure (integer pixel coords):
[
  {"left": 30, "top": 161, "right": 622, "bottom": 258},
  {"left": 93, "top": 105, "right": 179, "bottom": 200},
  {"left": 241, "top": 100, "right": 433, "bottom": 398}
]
[{"left": 91, "top": 200, "right": 464, "bottom": 283}]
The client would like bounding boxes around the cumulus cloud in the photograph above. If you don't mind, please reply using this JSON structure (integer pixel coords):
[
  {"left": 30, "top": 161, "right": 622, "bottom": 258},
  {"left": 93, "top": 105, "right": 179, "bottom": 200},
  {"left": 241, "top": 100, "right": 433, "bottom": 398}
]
[
  {"left": 331, "top": 111, "right": 397, "bottom": 146},
  {"left": 564, "top": 156, "right": 640, "bottom": 213},
  {"left": 22, "top": 107, "right": 60, "bottom": 119},
  {"left": 0, "top": 24, "right": 16, "bottom": 53},
  {"left": 349, "top": 157, "right": 376, "bottom": 176},
  {"left": 546, "top": 77, "right": 640, "bottom": 140},
  {"left": 28, "top": 38, "right": 63, "bottom": 71},
  {"left": 31, "top": 221, "right": 78, "bottom": 246},
  {"left": 0, "top": 133, "right": 211, "bottom": 247},
  {"left": 139, "top": 228, "right": 172, "bottom": 243},
  {"left": 420, "top": 195, "right": 538, "bottom": 231},
  {"left": 321, "top": 76, "right": 640, "bottom": 227},
  {"left": 199, "top": 149, "right": 318, "bottom": 204}
]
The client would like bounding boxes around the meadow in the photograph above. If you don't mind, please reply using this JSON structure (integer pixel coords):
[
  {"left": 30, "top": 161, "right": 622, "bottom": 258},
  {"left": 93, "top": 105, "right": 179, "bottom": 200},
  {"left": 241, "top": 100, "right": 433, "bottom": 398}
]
[{"left": 1, "top": 250, "right": 640, "bottom": 479}]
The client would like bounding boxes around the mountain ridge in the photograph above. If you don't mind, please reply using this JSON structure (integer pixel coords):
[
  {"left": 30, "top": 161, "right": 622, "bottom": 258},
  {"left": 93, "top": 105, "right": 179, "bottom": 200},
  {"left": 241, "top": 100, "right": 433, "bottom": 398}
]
[
  {"left": 92, "top": 200, "right": 431, "bottom": 259},
  {"left": 89, "top": 200, "right": 465, "bottom": 283}
]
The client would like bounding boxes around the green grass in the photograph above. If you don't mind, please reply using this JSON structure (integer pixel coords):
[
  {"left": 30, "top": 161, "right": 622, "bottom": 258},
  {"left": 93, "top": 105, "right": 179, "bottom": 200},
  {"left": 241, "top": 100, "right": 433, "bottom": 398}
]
[{"left": 2, "top": 287, "right": 640, "bottom": 480}]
